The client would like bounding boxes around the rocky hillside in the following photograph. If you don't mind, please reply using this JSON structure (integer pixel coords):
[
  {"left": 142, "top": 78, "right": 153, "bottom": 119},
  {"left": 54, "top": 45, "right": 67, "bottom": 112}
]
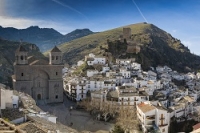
[
  {"left": 0, "top": 26, "right": 94, "bottom": 51},
  {"left": 0, "top": 38, "right": 45, "bottom": 87},
  {"left": 52, "top": 23, "right": 200, "bottom": 72}
]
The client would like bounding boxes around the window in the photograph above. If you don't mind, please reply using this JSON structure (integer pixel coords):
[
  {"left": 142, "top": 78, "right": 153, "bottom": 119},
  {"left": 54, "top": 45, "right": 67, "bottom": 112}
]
[
  {"left": 21, "top": 73, "right": 24, "bottom": 76},
  {"left": 21, "top": 55, "right": 23, "bottom": 60},
  {"left": 56, "top": 56, "right": 58, "bottom": 60},
  {"left": 55, "top": 95, "right": 58, "bottom": 99},
  {"left": 52, "top": 56, "right": 54, "bottom": 60},
  {"left": 162, "top": 128, "right": 165, "bottom": 132},
  {"left": 56, "top": 72, "right": 58, "bottom": 75}
]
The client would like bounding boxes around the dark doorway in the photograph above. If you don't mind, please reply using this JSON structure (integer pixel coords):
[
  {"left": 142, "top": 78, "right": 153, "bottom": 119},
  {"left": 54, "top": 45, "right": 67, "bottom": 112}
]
[{"left": 37, "top": 94, "right": 41, "bottom": 100}]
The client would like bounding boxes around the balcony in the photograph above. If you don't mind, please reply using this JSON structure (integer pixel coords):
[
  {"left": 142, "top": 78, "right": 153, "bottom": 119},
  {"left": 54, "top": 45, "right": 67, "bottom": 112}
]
[
  {"left": 159, "top": 124, "right": 168, "bottom": 127},
  {"left": 145, "top": 124, "right": 153, "bottom": 128},
  {"left": 146, "top": 116, "right": 155, "bottom": 121},
  {"left": 159, "top": 117, "right": 165, "bottom": 120}
]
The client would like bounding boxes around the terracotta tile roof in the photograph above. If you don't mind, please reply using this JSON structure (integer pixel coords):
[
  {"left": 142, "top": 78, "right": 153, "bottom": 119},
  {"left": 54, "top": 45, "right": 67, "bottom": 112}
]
[
  {"left": 193, "top": 123, "right": 200, "bottom": 130},
  {"left": 137, "top": 103, "right": 156, "bottom": 113},
  {"left": 19, "top": 123, "right": 46, "bottom": 133},
  {"left": 0, "top": 118, "right": 25, "bottom": 133}
]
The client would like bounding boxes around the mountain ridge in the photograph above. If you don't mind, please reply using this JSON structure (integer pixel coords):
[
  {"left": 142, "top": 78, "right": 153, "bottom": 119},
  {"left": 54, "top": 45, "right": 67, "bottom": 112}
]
[{"left": 0, "top": 26, "right": 94, "bottom": 51}]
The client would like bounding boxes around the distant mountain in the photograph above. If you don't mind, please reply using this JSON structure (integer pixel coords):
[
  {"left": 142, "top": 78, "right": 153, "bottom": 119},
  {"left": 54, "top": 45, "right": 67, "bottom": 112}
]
[
  {"left": 49, "top": 23, "right": 200, "bottom": 72},
  {"left": 61, "top": 28, "right": 94, "bottom": 42},
  {"left": 0, "top": 26, "right": 94, "bottom": 51},
  {"left": 0, "top": 38, "right": 45, "bottom": 87}
]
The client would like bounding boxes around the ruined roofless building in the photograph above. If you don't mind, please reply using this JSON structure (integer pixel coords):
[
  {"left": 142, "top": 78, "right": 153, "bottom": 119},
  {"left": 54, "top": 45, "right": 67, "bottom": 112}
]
[{"left": 12, "top": 45, "right": 63, "bottom": 103}]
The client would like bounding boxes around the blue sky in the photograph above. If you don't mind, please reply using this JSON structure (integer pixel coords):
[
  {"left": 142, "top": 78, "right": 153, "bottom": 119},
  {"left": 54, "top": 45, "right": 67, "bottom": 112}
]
[{"left": 0, "top": 0, "right": 200, "bottom": 54}]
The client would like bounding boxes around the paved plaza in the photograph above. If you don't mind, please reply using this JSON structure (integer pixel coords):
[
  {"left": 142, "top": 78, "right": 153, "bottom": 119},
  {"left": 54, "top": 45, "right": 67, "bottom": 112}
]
[{"left": 39, "top": 95, "right": 113, "bottom": 132}]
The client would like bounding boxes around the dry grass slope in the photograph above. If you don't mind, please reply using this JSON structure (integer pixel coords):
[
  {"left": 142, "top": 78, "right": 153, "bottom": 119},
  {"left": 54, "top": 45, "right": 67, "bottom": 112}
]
[{"left": 44, "top": 23, "right": 154, "bottom": 64}]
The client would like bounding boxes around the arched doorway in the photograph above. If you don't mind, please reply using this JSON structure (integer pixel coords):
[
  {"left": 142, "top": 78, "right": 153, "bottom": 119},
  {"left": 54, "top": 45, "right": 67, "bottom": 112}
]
[
  {"left": 33, "top": 70, "right": 49, "bottom": 100},
  {"left": 37, "top": 94, "right": 41, "bottom": 100}
]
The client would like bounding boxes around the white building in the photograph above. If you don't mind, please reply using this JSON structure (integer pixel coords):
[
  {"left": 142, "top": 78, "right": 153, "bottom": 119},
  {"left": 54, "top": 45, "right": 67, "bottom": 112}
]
[
  {"left": 87, "top": 70, "right": 99, "bottom": 77},
  {"left": 116, "top": 58, "right": 134, "bottom": 66},
  {"left": 1, "top": 88, "right": 19, "bottom": 109},
  {"left": 168, "top": 96, "right": 194, "bottom": 120},
  {"left": 102, "top": 66, "right": 110, "bottom": 73},
  {"left": 131, "top": 62, "right": 141, "bottom": 70},
  {"left": 85, "top": 53, "right": 106, "bottom": 66},
  {"left": 64, "top": 77, "right": 88, "bottom": 101},
  {"left": 137, "top": 102, "right": 170, "bottom": 133},
  {"left": 106, "top": 86, "right": 149, "bottom": 106},
  {"left": 119, "top": 68, "right": 131, "bottom": 79},
  {"left": 77, "top": 60, "right": 85, "bottom": 66}
]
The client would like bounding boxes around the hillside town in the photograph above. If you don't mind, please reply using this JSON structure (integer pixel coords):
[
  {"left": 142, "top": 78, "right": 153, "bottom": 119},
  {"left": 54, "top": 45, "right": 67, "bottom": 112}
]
[
  {"left": 1, "top": 28, "right": 200, "bottom": 133},
  {"left": 63, "top": 51, "right": 200, "bottom": 133}
]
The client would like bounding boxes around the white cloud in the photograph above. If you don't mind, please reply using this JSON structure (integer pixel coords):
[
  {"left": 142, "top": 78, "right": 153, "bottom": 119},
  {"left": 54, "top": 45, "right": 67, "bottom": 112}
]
[
  {"left": 0, "top": 16, "right": 37, "bottom": 28},
  {"left": 0, "top": 16, "right": 74, "bottom": 34}
]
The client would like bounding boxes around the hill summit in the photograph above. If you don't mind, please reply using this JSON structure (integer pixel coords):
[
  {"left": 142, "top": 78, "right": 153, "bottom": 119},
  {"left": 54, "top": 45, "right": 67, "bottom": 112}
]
[{"left": 55, "top": 23, "right": 200, "bottom": 72}]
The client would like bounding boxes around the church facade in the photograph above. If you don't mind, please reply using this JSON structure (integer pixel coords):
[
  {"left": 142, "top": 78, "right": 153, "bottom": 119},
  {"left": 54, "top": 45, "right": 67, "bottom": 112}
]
[{"left": 12, "top": 46, "right": 64, "bottom": 103}]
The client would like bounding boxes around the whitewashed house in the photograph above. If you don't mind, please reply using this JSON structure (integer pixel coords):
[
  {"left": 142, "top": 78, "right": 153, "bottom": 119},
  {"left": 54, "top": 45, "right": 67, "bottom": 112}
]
[
  {"left": 1, "top": 88, "right": 19, "bottom": 109},
  {"left": 106, "top": 86, "right": 149, "bottom": 106},
  {"left": 117, "top": 86, "right": 149, "bottom": 106},
  {"left": 85, "top": 53, "right": 106, "bottom": 66},
  {"left": 196, "top": 72, "right": 200, "bottom": 79},
  {"left": 131, "top": 62, "right": 141, "bottom": 70},
  {"left": 148, "top": 70, "right": 157, "bottom": 80},
  {"left": 185, "top": 72, "right": 196, "bottom": 80},
  {"left": 65, "top": 77, "right": 88, "bottom": 101},
  {"left": 102, "top": 66, "right": 110, "bottom": 73},
  {"left": 168, "top": 96, "right": 194, "bottom": 120},
  {"left": 156, "top": 66, "right": 165, "bottom": 73},
  {"left": 77, "top": 60, "right": 85, "bottom": 66},
  {"left": 116, "top": 58, "right": 134, "bottom": 66},
  {"left": 87, "top": 70, "right": 99, "bottom": 77},
  {"left": 137, "top": 102, "right": 170, "bottom": 133},
  {"left": 119, "top": 68, "right": 131, "bottom": 79}
]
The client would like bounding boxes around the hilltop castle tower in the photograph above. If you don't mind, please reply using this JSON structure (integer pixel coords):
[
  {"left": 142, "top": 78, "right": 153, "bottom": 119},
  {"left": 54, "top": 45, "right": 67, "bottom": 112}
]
[
  {"left": 119, "top": 27, "right": 141, "bottom": 54},
  {"left": 12, "top": 46, "right": 64, "bottom": 103},
  {"left": 123, "top": 27, "right": 132, "bottom": 41}
]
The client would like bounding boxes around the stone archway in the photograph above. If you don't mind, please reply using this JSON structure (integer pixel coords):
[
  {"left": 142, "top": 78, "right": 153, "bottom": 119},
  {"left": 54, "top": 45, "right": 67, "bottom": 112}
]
[{"left": 37, "top": 94, "right": 41, "bottom": 100}]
